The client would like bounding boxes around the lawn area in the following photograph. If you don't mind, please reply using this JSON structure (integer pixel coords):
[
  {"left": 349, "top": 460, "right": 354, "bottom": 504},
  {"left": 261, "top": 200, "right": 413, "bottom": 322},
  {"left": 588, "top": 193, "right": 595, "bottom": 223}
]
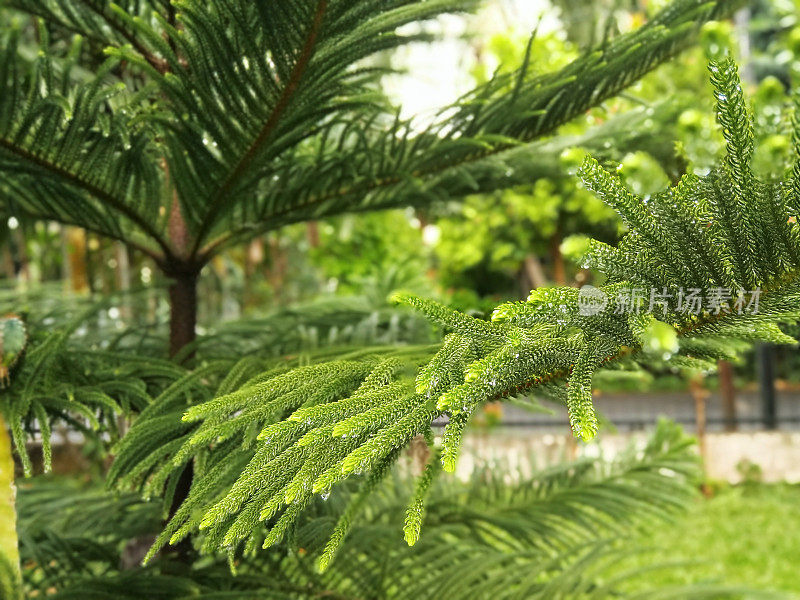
[{"left": 630, "top": 483, "right": 800, "bottom": 595}]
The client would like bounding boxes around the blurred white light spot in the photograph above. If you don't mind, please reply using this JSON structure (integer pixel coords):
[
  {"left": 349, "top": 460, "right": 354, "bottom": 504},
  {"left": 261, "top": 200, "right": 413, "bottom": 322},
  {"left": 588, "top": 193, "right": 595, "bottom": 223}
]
[
  {"left": 422, "top": 224, "right": 440, "bottom": 245},
  {"left": 7, "top": 217, "right": 18, "bottom": 230}
]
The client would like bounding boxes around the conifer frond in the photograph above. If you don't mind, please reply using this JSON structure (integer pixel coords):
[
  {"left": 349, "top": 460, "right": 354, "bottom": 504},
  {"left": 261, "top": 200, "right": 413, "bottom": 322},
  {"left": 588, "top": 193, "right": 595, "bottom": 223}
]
[
  {"left": 790, "top": 91, "right": 800, "bottom": 210},
  {"left": 189, "top": 0, "right": 742, "bottom": 259},
  {"left": 0, "top": 26, "right": 166, "bottom": 257},
  {"left": 0, "top": 0, "right": 741, "bottom": 269},
  {"left": 122, "top": 57, "right": 800, "bottom": 560},
  {"left": 3, "top": 0, "right": 169, "bottom": 69},
  {"left": 0, "top": 297, "right": 184, "bottom": 476},
  {"left": 107, "top": 0, "right": 479, "bottom": 254}
]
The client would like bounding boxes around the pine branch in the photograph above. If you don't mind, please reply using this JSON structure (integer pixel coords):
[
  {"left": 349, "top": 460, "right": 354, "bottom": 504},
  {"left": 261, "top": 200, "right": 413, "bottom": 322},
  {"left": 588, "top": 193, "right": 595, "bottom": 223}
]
[
  {"left": 190, "top": 0, "right": 329, "bottom": 256},
  {"left": 0, "top": 30, "right": 170, "bottom": 260},
  {"left": 184, "top": 0, "right": 743, "bottom": 256},
  {"left": 0, "top": 298, "right": 186, "bottom": 477},
  {"left": 17, "top": 422, "right": 719, "bottom": 598},
  {"left": 87, "top": 0, "right": 738, "bottom": 259},
  {"left": 113, "top": 56, "right": 800, "bottom": 563},
  {"left": 0, "top": 137, "right": 168, "bottom": 259},
  {"left": 196, "top": 99, "right": 687, "bottom": 260},
  {"left": 1, "top": 0, "right": 742, "bottom": 273}
]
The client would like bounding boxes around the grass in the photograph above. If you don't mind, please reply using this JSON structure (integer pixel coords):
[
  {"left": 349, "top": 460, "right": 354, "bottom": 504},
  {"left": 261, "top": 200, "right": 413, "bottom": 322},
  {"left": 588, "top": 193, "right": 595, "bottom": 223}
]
[{"left": 628, "top": 482, "right": 800, "bottom": 595}]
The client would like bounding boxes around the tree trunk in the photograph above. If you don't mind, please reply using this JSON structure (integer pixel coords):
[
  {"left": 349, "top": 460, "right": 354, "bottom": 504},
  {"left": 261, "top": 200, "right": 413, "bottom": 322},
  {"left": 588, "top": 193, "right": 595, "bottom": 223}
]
[
  {"left": 306, "top": 221, "right": 320, "bottom": 248},
  {"left": 521, "top": 254, "right": 546, "bottom": 296},
  {"left": 168, "top": 271, "right": 198, "bottom": 360},
  {"left": 717, "top": 360, "right": 737, "bottom": 432},
  {"left": 549, "top": 230, "right": 566, "bottom": 285},
  {"left": 66, "top": 227, "right": 89, "bottom": 293},
  {"left": 0, "top": 417, "right": 21, "bottom": 599},
  {"left": 1, "top": 245, "right": 14, "bottom": 281},
  {"left": 164, "top": 268, "right": 199, "bottom": 561},
  {"left": 266, "top": 235, "right": 288, "bottom": 305},
  {"left": 12, "top": 229, "right": 29, "bottom": 284},
  {"left": 690, "top": 375, "right": 710, "bottom": 497},
  {"left": 244, "top": 238, "right": 264, "bottom": 310}
]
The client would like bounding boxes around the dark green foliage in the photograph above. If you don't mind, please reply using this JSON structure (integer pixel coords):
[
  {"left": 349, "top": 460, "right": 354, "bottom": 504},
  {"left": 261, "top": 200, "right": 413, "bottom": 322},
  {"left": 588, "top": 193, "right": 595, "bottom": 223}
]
[
  {"left": 0, "top": 297, "right": 186, "bottom": 475},
  {"left": 0, "top": 0, "right": 741, "bottom": 270},
  {"left": 113, "top": 58, "right": 800, "bottom": 564}
]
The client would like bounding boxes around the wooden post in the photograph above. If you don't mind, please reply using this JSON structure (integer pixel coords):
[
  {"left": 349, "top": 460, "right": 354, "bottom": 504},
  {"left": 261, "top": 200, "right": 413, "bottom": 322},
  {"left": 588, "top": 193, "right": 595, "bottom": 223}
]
[
  {"left": 717, "top": 360, "right": 738, "bottom": 432},
  {"left": 757, "top": 344, "right": 777, "bottom": 430},
  {"left": 690, "top": 376, "right": 709, "bottom": 475}
]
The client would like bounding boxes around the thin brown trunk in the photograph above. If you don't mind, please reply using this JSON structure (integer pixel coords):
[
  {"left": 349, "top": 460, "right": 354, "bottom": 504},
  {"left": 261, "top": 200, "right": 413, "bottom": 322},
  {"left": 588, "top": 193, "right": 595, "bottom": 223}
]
[
  {"left": 690, "top": 377, "right": 707, "bottom": 455},
  {"left": 718, "top": 359, "right": 737, "bottom": 432},
  {"left": 165, "top": 167, "right": 197, "bottom": 359},
  {"left": 522, "top": 254, "right": 546, "bottom": 293},
  {"left": 12, "top": 229, "right": 29, "bottom": 284},
  {"left": 115, "top": 242, "right": 131, "bottom": 291},
  {"left": 76, "top": 230, "right": 93, "bottom": 294},
  {"left": 161, "top": 159, "right": 200, "bottom": 562},
  {"left": 168, "top": 271, "right": 198, "bottom": 359},
  {"left": 266, "top": 235, "right": 288, "bottom": 304},
  {"left": 115, "top": 242, "right": 132, "bottom": 321},
  {"left": 243, "top": 238, "right": 264, "bottom": 310},
  {"left": 690, "top": 376, "right": 711, "bottom": 495},
  {"left": 159, "top": 267, "right": 199, "bottom": 563},
  {"left": 306, "top": 221, "right": 320, "bottom": 248},
  {"left": 1, "top": 245, "right": 14, "bottom": 280},
  {"left": 59, "top": 226, "right": 71, "bottom": 289},
  {"left": 246, "top": 238, "right": 264, "bottom": 277}
]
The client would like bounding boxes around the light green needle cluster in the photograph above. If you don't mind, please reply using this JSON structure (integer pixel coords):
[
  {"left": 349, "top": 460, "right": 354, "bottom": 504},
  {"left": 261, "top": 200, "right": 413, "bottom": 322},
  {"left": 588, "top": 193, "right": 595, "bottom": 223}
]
[{"left": 403, "top": 446, "right": 440, "bottom": 547}]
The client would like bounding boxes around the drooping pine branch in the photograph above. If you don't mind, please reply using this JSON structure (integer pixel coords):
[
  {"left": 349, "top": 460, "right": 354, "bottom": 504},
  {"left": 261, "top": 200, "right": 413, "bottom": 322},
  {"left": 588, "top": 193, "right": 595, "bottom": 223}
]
[
  {"left": 18, "top": 420, "right": 706, "bottom": 598},
  {"left": 112, "top": 58, "right": 800, "bottom": 567}
]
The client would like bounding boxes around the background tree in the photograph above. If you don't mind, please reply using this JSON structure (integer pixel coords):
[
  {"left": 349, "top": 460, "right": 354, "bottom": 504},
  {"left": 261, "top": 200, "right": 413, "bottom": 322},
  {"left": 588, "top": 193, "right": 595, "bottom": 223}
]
[{"left": 0, "top": 0, "right": 741, "bottom": 357}]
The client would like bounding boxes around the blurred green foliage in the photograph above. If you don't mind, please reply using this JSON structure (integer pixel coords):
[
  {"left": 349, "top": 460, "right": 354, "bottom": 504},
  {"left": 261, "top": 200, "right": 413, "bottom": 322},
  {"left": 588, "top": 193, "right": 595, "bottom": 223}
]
[
  {"left": 627, "top": 483, "right": 800, "bottom": 593},
  {"left": 308, "top": 211, "right": 434, "bottom": 300}
]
